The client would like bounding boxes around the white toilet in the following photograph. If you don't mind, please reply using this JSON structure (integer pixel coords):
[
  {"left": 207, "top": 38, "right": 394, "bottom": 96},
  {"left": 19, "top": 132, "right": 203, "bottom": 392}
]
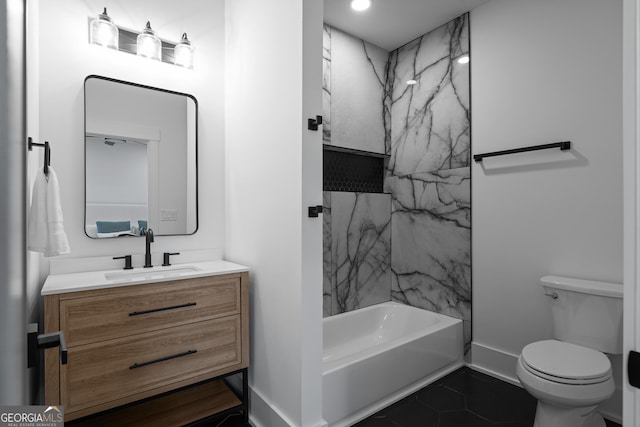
[{"left": 516, "top": 275, "right": 622, "bottom": 427}]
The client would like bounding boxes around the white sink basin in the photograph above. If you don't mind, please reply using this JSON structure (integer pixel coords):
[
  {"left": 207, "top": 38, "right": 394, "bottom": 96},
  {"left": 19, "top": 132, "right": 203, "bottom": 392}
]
[{"left": 105, "top": 265, "right": 202, "bottom": 281}]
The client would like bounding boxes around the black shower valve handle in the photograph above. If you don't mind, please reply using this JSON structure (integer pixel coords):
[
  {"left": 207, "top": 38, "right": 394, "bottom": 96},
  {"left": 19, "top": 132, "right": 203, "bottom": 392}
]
[
  {"left": 308, "top": 205, "right": 324, "bottom": 218},
  {"left": 308, "top": 115, "right": 323, "bottom": 131}
]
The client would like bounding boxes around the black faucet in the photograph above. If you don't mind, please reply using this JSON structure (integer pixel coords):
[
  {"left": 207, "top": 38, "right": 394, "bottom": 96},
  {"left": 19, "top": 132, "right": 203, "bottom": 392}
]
[
  {"left": 144, "top": 228, "right": 154, "bottom": 268},
  {"left": 162, "top": 252, "right": 180, "bottom": 267},
  {"left": 113, "top": 255, "right": 133, "bottom": 270}
]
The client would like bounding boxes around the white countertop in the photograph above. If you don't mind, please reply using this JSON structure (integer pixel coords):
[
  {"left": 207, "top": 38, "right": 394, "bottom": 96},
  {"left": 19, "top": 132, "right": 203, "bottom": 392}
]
[{"left": 41, "top": 260, "right": 250, "bottom": 296}]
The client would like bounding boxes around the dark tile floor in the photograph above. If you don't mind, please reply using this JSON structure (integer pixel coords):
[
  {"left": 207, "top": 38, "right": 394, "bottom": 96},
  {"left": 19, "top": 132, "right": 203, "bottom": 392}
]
[
  {"left": 205, "top": 412, "right": 250, "bottom": 427},
  {"left": 208, "top": 366, "right": 623, "bottom": 427},
  {"left": 355, "top": 367, "right": 622, "bottom": 427}
]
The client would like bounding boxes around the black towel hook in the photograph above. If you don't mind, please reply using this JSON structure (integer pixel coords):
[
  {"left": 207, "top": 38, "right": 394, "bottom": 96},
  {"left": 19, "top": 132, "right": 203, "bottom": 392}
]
[{"left": 28, "top": 137, "right": 51, "bottom": 175}]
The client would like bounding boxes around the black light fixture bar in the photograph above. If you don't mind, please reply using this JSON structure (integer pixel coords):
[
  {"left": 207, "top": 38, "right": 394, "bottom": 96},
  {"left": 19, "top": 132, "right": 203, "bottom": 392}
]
[{"left": 473, "top": 141, "right": 571, "bottom": 162}]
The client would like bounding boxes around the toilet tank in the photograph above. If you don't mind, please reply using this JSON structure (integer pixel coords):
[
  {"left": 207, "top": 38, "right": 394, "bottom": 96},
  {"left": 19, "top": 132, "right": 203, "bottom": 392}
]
[{"left": 540, "top": 275, "right": 623, "bottom": 354}]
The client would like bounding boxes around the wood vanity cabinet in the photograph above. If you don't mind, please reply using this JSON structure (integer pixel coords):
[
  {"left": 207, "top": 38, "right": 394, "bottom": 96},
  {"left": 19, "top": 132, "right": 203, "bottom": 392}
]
[{"left": 43, "top": 271, "right": 249, "bottom": 425}]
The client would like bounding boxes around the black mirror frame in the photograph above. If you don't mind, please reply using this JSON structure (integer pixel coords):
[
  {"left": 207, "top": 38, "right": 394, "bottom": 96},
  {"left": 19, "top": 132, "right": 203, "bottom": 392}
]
[{"left": 83, "top": 74, "right": 199, "bottom": 239}]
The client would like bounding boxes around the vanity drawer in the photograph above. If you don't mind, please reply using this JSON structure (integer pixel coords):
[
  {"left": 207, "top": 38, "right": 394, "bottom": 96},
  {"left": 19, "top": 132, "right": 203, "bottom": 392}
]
[
  {"left": 61, "top": 316, "right": 241, "bottom": 414},
  {"left": 60, "top": 276, "right": 240, "bottom": 346}
]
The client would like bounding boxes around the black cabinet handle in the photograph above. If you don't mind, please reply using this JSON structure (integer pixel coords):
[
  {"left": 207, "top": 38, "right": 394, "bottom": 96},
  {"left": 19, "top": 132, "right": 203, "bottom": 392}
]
[
  {"left": 129, "top": 349, "right": 197, "bottom": 369},
  {"left": 128, "top": 302, "right": 197, "bottom": 317}
]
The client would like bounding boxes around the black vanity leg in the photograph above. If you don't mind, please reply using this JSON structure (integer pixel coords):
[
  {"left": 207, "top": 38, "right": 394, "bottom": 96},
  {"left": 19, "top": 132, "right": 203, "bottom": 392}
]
[{"left": 242, "top": 368, "right": 249, "bottom": 422}]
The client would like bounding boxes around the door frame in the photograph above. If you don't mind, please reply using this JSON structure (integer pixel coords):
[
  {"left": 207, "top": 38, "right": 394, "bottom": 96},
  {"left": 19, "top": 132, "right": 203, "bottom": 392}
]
[
  {"left": 0, "top": 0, "right": 28, "bottom": 405},
  {"left": 623, "top": 0, "right": 640, "bottom": 425}
]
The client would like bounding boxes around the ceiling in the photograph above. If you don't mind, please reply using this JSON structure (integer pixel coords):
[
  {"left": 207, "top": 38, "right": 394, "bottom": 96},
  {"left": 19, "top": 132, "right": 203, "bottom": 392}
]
[{"left": 323, "top": 0, "right": 490, "bottom": 51}]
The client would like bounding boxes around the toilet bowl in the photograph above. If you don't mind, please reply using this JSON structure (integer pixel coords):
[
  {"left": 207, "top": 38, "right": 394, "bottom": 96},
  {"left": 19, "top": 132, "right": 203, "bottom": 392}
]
[
  {"left": 516, "top": 340, "right": 614, "bottom": 427},
  {"left": 516, "top": 276, "right": 622, "bottom": 427}
]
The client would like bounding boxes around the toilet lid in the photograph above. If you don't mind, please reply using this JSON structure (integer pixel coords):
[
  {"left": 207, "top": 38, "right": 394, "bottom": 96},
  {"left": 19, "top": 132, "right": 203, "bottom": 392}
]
[{"left": 521, "top": 340, "right": 611, "bottom": 384}]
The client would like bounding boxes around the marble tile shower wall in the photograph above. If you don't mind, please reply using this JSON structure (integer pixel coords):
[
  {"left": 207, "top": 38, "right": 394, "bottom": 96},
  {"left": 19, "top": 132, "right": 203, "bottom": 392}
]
[
  {"left": 323, "top": 192, "right": 392, "bottom": 316},
  {"left": 323, "top": 15, "right": 470, "bottom": 352},
  {"left": 322, "top": 25, "right": 392, "bottom": 316},
  {"left": 322, "top": 25, "right": 331, "bottom": 145},
  {"left": 387, "top": 15, "right": 471, "bottom": 353},
  {"left": 325, "top": 25, "right": 390, "bottom": 153},
  {"left": 387, "top": 15, "right": 471, "bottom": 174}
]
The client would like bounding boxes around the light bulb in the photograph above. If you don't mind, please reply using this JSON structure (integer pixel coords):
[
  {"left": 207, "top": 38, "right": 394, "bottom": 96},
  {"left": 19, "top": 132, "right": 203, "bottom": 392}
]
[
  {"left": 137, "top": 21, "right": 161, "bottom": 61},
  {"left": 457, "top": 55, "right": 470, "bottom": 64},
  {"left": 350, "top": 0, "right": 372, "bottom": 12},
  {"left": 89, "top": 7, "right": 118, "bottom": 49},
  {"left": 407, "top": 79, "right": 417, "bottom": 85},
  {"left": 174, "top": 33, "right": 194, "bottom": 69}
]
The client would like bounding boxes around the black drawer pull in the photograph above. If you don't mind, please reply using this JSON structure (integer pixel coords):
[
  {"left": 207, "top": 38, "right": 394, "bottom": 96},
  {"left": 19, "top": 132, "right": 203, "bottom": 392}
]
[
  {"left": 129, "top": 349, "right": 197, "bottom": 369},
  {"left": 128, "top": 302, "right": 197, "bottom": 317}
]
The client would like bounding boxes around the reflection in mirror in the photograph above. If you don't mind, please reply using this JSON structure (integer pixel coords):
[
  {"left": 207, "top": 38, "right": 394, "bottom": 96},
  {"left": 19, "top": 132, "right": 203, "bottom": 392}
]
[{"left": 84, "top": 76, "right": 198, "bottom": 238}]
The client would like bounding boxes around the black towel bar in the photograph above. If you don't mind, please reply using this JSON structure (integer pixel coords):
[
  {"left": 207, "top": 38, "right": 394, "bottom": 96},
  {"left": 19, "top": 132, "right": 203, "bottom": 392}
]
[
  {"left": 28, "top": 137, "right": 51, "bottom": 175},
  {"left": 473, "top": 141, "right": 571, "bottom": 162}
]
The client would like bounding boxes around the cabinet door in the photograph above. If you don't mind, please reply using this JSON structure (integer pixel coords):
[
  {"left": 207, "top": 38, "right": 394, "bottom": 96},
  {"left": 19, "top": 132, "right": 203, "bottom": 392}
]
[
  {"left": 62, "top": 317, "right": 241, "bottom": 414},
  {"left": 60, "top": 277, "right": 240, "bottom": 346}
]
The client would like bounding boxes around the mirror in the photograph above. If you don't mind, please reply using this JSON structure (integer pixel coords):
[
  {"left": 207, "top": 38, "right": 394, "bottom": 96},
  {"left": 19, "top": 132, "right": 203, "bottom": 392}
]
[{"left": 84, "top": 75, "right": 198, "bottom": 238}]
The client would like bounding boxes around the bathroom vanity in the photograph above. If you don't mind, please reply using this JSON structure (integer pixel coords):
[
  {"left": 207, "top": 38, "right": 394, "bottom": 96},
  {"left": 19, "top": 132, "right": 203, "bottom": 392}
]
[{"left": 41, "top": 260, "right": 249, "bottom": 425}]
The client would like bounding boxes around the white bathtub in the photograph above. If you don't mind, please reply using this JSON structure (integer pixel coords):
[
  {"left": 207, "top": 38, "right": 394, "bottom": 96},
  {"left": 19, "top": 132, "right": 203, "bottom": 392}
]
[{"left": 323, "top": 302, "right": 463, "bottom": 426}]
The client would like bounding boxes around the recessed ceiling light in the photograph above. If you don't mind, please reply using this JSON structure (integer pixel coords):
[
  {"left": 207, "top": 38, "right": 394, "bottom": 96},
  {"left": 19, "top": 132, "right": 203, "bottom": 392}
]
[
  {"left": 457, "top": 55, "right": 470, "bottom": 64},
  {"left": 351, "top": 0, "right": 372, "bottom": 12},
  {"left": 406, "top": 79, "right": 417, "bottom": 85}
]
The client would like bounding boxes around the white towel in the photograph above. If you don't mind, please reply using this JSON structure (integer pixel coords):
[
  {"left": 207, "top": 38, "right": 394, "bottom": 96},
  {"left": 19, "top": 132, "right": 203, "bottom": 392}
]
[{"left": 27, "top": 166, "right": 70, "bottom": 257}]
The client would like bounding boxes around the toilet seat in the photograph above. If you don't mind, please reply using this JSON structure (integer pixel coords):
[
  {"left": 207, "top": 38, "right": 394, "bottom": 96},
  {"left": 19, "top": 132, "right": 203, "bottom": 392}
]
[{"left": 521, "top": 340, "right": 612, "bottom": 385}]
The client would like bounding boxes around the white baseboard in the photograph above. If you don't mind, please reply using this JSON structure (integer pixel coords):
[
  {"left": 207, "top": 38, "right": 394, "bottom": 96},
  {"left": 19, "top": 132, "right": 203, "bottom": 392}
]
[
  {"left": 469, "top": 341, "right": 622, "bottom": 425},
  {"left": 248, "top": 386, "right": 328, "bottom": 427},
  {"left": 248, "top": 386, "right": 295, "bottom": 427},
  {"left": 469, "top": 341, "right": 520, "bottom": 386}
]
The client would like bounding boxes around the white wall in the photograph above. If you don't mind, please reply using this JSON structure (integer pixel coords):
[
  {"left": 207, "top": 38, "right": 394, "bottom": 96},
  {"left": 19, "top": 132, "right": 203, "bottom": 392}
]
[
  {"left": 225, "top": 0, "right": 324, "bottom": 426},
  {"left": 471, "top": 0, "right": 623, "bottom": 420},
  {"left": 36, "top": 0, "right": 225, "bottom": 269},
  {"left": 26, "top": 0, "right": 43, "bottom": 405},
  {"left": 301, "top": 0, "right": 324, "bottom": 423}
]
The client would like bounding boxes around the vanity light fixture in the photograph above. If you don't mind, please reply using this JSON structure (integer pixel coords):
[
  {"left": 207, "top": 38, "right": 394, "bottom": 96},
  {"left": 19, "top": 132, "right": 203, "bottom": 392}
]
[
  {"left": 350, "top": 0, "right": 372, "bottom": 12},
  {"left": 457, "top": 54, "right": 470, "bottom": 64},
  {"left": 136, "top": 21, "right": 162, "bottom": 61},
  {"left": 89, "top": 7, "right": 119, "bottom": 49},
  {"left": 88, "top": 11, "right": 193, "bottom": 69},
  {"left": 406, "top": 79, "right": 417, "bottom": 85},
  {"left": 174, "top": 33, "right": 194, "bottom": 69}
]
